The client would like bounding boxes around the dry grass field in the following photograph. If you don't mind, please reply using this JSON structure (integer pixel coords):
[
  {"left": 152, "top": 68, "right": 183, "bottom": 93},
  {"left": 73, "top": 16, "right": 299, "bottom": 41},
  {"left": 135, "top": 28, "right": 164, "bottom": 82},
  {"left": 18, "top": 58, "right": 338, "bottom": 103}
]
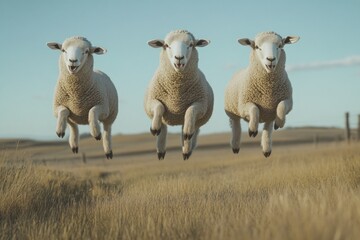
[{"left": 1, "top": 128, "right": 360, "bottom": 239}]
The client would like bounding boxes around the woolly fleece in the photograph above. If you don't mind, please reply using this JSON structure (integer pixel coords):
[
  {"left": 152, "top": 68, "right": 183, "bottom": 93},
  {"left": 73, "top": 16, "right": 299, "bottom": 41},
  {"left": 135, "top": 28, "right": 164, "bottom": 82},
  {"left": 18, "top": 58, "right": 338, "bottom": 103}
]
[{"left": 225, "top": 32, "right": 292, "bottom": 123}]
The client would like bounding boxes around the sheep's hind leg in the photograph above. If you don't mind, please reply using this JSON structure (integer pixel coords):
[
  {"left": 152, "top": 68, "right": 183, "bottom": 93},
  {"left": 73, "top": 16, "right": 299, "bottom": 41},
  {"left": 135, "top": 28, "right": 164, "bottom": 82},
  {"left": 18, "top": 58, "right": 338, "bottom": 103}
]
[
  {"left": 261, "top": 121, "right": 274, "bottom": 158},
  {"left": 56, "top": 106, "right": 69, "bottom": 138},
  {"left": 156, "top": 124, "right": 167, "bottom": 160},
  {"left": 182, "top": 128, "right": 199, "bottom": 160},
  {"left": 103, "top": 123, "right": 113, "bottom": 159},
  {"left": 68, "top": 121, "right": 79, "bottom": 154},
  {"left": 150, "top": 100, "right": 165, "bottom": 136},
  {"left": 230, "top": 117, "right": 241, "bottom": 154},
  {"left": 275, "top": 99, "right": 292, "bottom": 130}
]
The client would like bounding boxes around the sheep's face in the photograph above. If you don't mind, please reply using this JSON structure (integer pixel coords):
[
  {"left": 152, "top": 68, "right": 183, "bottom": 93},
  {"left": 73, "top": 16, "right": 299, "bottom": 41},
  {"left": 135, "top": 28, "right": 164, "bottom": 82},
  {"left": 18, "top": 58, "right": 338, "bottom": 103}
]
[
  {"left": 47, "top": 37, "right": 106, "bottom": 75},
  {"left": 62, "top": 44, "right": 90, "bottom": 74},
  {"left": 239, "top": 32, "right": 299, "bottom": 73},
  {"left": 165, "top": 40, "right": 194, "bottom": 72},
  {"left": 148, "top": 31, "right": 209, "bottom": 72}
]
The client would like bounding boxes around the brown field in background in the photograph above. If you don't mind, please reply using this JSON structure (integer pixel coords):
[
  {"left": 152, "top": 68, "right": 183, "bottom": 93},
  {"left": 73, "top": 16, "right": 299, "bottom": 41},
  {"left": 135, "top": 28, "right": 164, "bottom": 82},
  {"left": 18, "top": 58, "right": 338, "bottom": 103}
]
[{"left": 1, "top": 127, "right": 360, "bottom": 239}]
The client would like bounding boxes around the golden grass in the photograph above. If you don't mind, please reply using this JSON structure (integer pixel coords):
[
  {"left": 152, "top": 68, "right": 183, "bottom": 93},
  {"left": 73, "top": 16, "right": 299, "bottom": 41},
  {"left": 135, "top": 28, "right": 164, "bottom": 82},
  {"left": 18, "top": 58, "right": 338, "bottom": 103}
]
[{"left": 1, "top": 142, "right": 360, "bottom": 239}]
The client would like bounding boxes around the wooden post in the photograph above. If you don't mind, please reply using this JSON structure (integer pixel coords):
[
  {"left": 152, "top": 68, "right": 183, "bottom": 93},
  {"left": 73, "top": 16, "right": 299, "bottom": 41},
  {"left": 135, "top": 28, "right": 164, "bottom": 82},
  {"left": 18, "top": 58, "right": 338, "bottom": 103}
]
[
  {"left": 345, "top": 112, "right": 351, "bottom": 144},
  {"left": 82, "top": 152, "right": 87, "bottom": 164},
  {"left": 358, "top": 114, "right": 360, "bottom": 141}
]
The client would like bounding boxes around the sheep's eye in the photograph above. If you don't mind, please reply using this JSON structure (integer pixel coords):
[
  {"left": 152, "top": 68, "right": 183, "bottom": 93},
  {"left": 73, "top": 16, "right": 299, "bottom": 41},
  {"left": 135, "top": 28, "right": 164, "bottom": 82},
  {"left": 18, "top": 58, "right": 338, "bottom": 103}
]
[
  {"left": 85, "top": 49, "right": 89, "bottom": 54},
  {"left": 61, "top": 49, "right": 66, "bottom": 53},
  {"left": 189, "top": 43, "right": 194, "bottom": 48},
  {"left": 255, "top": 45, "right": 261, "bottom": 50},
  {"left": 164, "top": 44, "right": 169, "bottom": 49}
]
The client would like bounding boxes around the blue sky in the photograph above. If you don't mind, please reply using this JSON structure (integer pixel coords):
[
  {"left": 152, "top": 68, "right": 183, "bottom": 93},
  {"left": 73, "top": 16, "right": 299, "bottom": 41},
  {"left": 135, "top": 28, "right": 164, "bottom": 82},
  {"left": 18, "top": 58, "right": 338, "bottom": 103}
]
[{"left": 0, "top": 0, "right": 359, "bottom": 140}]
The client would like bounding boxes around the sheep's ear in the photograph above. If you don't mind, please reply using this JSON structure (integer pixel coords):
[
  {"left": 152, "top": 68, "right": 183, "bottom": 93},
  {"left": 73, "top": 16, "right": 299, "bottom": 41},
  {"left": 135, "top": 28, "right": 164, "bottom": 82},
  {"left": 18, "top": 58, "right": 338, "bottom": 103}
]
[
  {"left": 195, "top": 39, "right": 210, "bottom": 47},
  {"left": 148, "top": 40, "right": 165, "bottom": 48},
  {"left": 47, "top": 42, "right": 62, "bottom": 50},
  {"left": 91, "top": 47, "right": 107, "bottom": 55},
  {"left": 238, "top": 38, "right": 255, "bottom": 49},
  {"left": 283, "top": 36, "right": 300, "bottom": 45}
]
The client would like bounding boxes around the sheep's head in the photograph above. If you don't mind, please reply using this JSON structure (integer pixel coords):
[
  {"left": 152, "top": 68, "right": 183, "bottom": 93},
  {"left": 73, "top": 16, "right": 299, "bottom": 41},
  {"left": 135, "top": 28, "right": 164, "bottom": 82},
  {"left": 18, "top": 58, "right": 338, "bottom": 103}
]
[
  {"left": 239, "top": 32, "right": 299, "bottom": 73},
  {"left": 148, "top": 30, "right": 210, "bottom": 72},
  {"left": 47, "top": 36, "right": 106, "bottom": 74}
]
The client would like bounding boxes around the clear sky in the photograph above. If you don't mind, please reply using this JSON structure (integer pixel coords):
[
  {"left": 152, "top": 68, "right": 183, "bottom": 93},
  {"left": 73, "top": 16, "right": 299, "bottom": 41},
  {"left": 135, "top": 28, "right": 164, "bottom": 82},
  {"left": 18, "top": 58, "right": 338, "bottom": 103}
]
[{"left": 0, "top": 0, "right": 359, "bottom": 140}]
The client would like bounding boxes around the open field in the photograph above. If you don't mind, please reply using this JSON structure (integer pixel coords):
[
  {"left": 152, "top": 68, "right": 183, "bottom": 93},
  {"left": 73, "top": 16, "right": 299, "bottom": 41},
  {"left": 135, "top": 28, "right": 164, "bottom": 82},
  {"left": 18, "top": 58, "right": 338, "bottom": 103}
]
[{"left": 1, "top": 128, "right": 360, "bottom": 239}]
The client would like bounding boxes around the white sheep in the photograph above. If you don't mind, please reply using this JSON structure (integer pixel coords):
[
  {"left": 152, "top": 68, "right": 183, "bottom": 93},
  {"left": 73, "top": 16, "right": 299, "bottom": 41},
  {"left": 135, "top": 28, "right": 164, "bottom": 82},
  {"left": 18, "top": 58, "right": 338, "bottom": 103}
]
[
  {"left": 144, "top": 30, "right": 214, "bottom": 160},
  {"left": 224, "top": 31, "right": 299, "bottom": 157},
  {"left": 47, "top": 36, "right": 118, "bottom": 159}
]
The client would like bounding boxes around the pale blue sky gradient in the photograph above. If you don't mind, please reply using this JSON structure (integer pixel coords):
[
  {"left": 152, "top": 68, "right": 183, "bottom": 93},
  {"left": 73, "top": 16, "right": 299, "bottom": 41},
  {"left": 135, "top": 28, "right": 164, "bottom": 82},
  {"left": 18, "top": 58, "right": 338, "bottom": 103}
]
[{"left": 0, "top": 0, "right": 359, "bottom": 140}]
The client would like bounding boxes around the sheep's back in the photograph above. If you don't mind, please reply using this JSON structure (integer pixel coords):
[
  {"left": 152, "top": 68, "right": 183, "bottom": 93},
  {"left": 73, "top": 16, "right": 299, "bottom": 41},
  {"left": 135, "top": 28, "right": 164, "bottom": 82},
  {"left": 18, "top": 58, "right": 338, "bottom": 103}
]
[
  {"left": 93, "top": 70, "right": 118, "bottom": 125},
  {"left": 224, "top": 69, "right": 245, "bottom": 118}
]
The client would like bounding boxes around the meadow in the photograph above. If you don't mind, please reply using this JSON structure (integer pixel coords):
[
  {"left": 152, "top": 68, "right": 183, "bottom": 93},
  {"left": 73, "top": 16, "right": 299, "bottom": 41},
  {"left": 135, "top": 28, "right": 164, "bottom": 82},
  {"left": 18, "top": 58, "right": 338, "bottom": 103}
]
[{"left": 1, "top": 128, "right": 360, "bottom": 239}]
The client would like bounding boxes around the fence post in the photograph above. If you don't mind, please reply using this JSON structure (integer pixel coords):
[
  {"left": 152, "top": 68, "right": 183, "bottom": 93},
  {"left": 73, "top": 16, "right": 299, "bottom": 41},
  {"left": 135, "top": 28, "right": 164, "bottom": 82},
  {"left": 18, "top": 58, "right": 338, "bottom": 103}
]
[
  {"left": 345, "top": 112, "right": 351, "bottom": 144},
  {"left": 82, "top": 152, "right": 87, "bottom": 164}
]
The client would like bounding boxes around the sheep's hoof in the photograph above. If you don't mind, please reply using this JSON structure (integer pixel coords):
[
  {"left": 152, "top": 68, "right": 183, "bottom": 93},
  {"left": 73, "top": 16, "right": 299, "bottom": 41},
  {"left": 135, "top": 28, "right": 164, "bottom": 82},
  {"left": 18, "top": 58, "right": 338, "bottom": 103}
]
[
  {"left": 106, "top": 151, "right": 113, "bottom": 159},
  {"left": 184, "top": 133, "right": 193, "bottom": 140},
  {"left": 95, "top": 134, "right": 102, "bottom": 141},
  {"left": 274, "top": 124, "right": 279, "bottom": 130},
  {"left": 157, "top": 151, "right": 166, "bottom": 160},
  {"left": 248, "top": 129, "right": 258, "bottom": 137},
  {"left": 150, "top": 128, "right": 161, "bottom": 136},
  {"left": 263, "top": 151, "right": 272, "bottom": 158},
  {"left": 56, "top": 132, "right": 65, "bottom": 138},
  {"left": 232, "top": 148, "right": 240, "bottom": 154},
  {"left": 72, "top": 147, "right": 78, "bottom": 154},
  {"left": 183, "top": 152, "right": 192, "bottom": 160}
]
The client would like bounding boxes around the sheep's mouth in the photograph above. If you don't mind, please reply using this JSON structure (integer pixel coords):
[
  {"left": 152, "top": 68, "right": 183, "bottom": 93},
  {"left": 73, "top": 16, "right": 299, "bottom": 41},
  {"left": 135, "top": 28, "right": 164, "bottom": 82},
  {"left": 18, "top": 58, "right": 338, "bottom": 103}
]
[
  {"left": 68, "top": 65, "right": 79, "bottom": 73},
  {"left": 265, "top": 64, "right": 276, "bottom": 72},
  {"left": 174, "top": 63, "right": 185, "bottom": 69}
]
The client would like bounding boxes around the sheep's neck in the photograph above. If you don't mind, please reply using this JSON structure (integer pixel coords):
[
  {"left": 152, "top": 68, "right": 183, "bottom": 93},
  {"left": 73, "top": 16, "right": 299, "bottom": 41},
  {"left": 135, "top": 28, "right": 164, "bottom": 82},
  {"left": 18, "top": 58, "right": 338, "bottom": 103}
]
[
  {"left": 59, "top": 56, "right": 95, "bottom": 97},
  {"left": 248, "top": 50, "right": 287, "bottom": 87}
]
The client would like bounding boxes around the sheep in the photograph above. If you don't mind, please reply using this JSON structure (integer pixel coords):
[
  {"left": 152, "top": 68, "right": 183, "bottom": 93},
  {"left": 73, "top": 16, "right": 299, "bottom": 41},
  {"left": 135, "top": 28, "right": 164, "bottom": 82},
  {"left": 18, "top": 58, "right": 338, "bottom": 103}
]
[
  {"left": 144, "top": 30, "right": 214, "bottom": 160},
  {"left": 47, "top": 36, "right": 118, "bottom": 159},
  {"left": 224, "top": 31, "right": 299, "bottom": 157}
]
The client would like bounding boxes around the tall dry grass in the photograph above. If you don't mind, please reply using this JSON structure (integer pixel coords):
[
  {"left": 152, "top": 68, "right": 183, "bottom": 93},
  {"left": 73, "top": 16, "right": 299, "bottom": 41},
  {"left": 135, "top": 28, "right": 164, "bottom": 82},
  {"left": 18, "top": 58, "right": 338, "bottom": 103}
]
[{"left": 1, "top": 143, "right": 360, "bottom": 239}]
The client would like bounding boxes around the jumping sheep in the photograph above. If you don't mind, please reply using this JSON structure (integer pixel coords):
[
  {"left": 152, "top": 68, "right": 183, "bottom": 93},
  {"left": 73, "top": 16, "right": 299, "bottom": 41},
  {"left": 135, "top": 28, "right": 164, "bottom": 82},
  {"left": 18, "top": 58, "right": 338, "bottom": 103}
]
[
  {"left": 144, "top": 30, "right": 214, "bottom": 160},
  {"left": 224, "top": 31, "right": 299, "bottom": 157},
  {"left": 47, "top": 36, "right": 118, "bottom": 159}
]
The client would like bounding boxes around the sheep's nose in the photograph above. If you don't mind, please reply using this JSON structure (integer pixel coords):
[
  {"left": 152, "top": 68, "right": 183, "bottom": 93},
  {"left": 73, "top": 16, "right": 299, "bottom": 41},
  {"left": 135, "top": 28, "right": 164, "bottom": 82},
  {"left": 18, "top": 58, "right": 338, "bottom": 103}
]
[
  {"left": 69, "top": 59, "right": 78, "bottom": 63},
  {"left": 175, "top": 56, "right": 184, "bottom": 60},
  {"left": 266, "top": 57, "right": 275, "bottom": 62}
]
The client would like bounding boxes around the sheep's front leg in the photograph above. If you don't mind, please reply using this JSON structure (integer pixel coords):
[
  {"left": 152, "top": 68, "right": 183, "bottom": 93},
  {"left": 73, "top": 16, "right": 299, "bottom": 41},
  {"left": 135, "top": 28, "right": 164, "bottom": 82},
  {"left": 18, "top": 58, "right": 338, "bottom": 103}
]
[
  {"left": 229, "top": 117, "right": 241, "bottom": 154},
  {"left": 240, "top": 102, "right": 259, "bottom": 137},
  {"left": 183, "top": 102, "right": 205, "bottom": 140},
  {"left": 67, "top": 121, "right": 79, "bottom": 154},
  {"left": 103, "top": 123, "right": 113, "bottom": 159},
  {"left": 182, "top": 128, "right": 200, "bottom": 160},
  {"left": 156, "top": 124, "right": 167, "bottom": 160},
  {"left": 55, "top": 106, "right": 70, "bottom": 138},
  {"left": 89, "top": 105, "right": 109, "bottom": 140},
  {"left": 149, "top": 99, "right": 165, "bottom": 136},
  {"left": 275, "top": 98, "right": 292, "bottom": 130},
  {"left": 261, "top": 121, "right": 274, "bottom": 158}
]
